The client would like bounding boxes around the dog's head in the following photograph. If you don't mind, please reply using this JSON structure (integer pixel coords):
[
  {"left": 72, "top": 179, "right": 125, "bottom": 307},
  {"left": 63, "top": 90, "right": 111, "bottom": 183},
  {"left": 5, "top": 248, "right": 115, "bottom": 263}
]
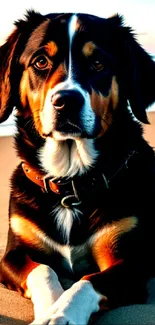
[{"left": 0, "top": 11, "right": 155, "bottom": 176}]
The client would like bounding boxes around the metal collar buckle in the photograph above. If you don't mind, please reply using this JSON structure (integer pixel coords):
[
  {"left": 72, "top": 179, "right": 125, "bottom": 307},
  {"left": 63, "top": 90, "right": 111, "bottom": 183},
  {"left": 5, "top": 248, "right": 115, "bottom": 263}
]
[
  {"left": 61, "top": 179, "right": 82, "bottom": 208},
  {"left": 61, "top": 195, "right": 81, "bottom": 208}
]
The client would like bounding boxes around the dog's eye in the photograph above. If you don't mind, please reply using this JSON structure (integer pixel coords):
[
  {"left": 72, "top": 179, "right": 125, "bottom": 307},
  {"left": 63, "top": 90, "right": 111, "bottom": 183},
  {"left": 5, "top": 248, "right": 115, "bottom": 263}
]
[
  {"left": 33, "top": 56, "right": 48, "bottom": 69},
  {"left": 91, "top": 60, "right": 104, "bottom": 72}
]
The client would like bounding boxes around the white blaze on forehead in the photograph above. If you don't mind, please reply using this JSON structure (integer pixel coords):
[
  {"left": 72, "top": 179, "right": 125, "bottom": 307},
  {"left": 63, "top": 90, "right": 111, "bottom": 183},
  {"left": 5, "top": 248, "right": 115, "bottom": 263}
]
[
  {"left": 68, "top": 14, "right": 78, "bottom": 80},
  {"left": 68, "top": 14, "right": 78, "bottom": 45}
]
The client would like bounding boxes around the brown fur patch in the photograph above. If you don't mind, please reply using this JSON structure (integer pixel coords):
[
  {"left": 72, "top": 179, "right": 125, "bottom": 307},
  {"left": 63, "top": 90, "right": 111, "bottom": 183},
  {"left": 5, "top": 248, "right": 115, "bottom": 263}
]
[
  {"left": 19, "top": 69, "right": 44, "bottom": 130},
  {"left": 20, "top": 63, "right": 67, "bottom": 136},
  {"left": 0, "top": 29, "right": 20, "bottom": 121},
  {"left": 21, "top": 256, "right": 40, "bottom": 298},
  {"left": 45, "top": 41, "right": 58, "bottom": 57},
  {"left": 10, "top": 214, "right": 46, "bottom": 250},
  {"left": 42, "top": 64, "right": 67, "bottom": 93},
  {"left": 111, "top": 77, "right": 119, "bottom": 110},
  {"left": 82, "top": 42, "right": 97, "bottom": 57},
  {"left": 19, "top": 70, "right": 29, "bottom": 109},
  {"left": 20, "top": 70, "right": 45, "bottom": 133},
  {"left": 90, "top": 216, "right": 137, "bottom": 271},
  {"left": 91, "top": 76, "right": 119, "bottom": 136}
]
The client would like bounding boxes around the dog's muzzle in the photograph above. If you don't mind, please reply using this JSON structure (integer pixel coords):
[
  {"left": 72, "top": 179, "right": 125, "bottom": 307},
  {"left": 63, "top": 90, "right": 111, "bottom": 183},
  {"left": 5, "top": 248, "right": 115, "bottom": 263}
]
[{"left": 43, "top": 87, "right": 99, "bottom": 138}]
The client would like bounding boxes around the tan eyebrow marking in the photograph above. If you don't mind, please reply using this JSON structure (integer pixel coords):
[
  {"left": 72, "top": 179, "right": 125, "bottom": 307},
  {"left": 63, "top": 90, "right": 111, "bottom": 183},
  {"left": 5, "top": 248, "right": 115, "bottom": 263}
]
[
  {"left": 82, "top": 41, "right": 97, "bottom": 57},
  {"left": 45, "top": 41, "right": 58, "bottom": 57}
]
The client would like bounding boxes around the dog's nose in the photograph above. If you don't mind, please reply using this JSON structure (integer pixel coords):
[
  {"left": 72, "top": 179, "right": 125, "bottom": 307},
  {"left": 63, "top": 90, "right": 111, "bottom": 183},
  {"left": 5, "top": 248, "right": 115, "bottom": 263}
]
[
  {"left": 51, "top": 93, "right": 65, "bottom": 110},
  {"left": 51, "top": 90, "right": 84, "bottom": 111}
]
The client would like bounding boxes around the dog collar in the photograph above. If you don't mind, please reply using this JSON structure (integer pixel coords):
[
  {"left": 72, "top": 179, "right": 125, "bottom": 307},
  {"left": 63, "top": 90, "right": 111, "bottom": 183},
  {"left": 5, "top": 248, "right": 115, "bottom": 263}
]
[
  {"left": 22, "top": 150, "right": 137, "bottom": 208},
  {"left": 22, "top": 162, "right": 109, "bottom": 208}
]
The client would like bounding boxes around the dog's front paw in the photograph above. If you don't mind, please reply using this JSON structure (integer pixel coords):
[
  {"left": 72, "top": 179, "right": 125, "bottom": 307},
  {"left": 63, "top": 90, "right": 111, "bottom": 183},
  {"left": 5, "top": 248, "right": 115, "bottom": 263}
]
[
  {"left": 30, "top": 312, "right": 76, "bottom": 325},
  {"left": 30, "top": 280, "right": 104, "bottom": 325}
]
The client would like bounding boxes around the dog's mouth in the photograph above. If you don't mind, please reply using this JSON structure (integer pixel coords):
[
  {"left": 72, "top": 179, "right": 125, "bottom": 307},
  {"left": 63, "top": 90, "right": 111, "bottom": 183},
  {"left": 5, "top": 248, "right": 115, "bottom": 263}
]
[
  {"left": 53, "top": 127, "right": 83, "bottom": 140},
  {"left": 43, "top": 115, "right": 102, "bottom": 140},
  {"left": 56, "top": 120, "right": 82, "bottom": 135},
  {"left": 44, "top": 119, "right": 83, "bottom": 140}
]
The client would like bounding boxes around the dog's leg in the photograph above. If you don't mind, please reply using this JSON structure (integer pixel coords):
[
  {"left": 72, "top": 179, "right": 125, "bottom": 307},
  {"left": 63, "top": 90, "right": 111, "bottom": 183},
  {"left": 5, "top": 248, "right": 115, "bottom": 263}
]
[
  {"left": 26, "top": 264, "right": 64, "bottom": 318},
  {"left": 29, "top": 259, "right": 148, "bottom": 325},
  {"left": 0, "top": 249, "right": 64, "bottom": 320},
  {"left": 30, "top": 279, "right": 106, "bottom": 325},
  {"left": 82, "top": 260, "right": 148, "bottom": 308}
]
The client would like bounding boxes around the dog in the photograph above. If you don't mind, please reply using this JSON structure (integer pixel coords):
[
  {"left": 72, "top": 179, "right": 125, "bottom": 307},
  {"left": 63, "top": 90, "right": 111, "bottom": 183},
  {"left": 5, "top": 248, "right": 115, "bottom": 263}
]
[{"left": 0, "top": 10, "right": 155, "bottom": 325}]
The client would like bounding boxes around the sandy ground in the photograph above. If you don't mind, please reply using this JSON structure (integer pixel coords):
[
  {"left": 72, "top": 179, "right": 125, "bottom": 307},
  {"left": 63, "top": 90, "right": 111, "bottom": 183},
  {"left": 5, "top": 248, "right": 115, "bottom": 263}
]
[{"left": 0, "top": 113, "right": 155, "bottom": 254}]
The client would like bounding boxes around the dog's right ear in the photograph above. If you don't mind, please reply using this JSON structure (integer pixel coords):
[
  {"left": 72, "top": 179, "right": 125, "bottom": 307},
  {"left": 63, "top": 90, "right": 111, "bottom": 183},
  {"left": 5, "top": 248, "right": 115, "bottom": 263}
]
[
  {"left": 0, "top": 28, "right": 21, "bottom": 123},
  {"left": 0, "top": 10, "right": 44, "bottom": 123}
]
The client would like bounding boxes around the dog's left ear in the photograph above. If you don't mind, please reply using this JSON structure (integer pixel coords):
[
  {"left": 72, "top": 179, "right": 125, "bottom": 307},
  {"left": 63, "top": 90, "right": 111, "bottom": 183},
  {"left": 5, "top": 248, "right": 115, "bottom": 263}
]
[
  {"left": 109, "top": 15, "right": 155, "bottom": 123},
  {"left": 0, "top": 28, "right": 21, "bottom": 123}
]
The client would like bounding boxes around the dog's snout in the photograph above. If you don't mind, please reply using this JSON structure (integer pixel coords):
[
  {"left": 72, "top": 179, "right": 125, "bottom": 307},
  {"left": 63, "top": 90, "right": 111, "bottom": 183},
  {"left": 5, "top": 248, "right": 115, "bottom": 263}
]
[{"left": 51, "top": 90, "right": 84, "bottom": 111}]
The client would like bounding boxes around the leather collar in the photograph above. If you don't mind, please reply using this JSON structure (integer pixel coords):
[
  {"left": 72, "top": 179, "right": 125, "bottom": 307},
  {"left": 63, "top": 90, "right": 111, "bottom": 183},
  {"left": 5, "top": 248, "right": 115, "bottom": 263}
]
[
  {"left": 22, "top": 161, "right": 109, "bottom": 207},
  {"left": 22, "top": 150, "right": 137, "bottom": 208}
]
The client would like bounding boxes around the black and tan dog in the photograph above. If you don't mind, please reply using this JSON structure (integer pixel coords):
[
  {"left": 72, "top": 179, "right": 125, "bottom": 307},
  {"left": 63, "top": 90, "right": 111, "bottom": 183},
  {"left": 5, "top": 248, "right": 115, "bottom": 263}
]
[{"left": 0, "top": 10, "right": 155, "bottom": 325}]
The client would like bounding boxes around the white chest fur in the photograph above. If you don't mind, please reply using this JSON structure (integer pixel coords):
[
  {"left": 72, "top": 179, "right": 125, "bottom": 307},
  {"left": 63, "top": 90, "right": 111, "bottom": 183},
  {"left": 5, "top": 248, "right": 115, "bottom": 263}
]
[{"left": 52, "top": 205, "right": 82, "bottom": 243}]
